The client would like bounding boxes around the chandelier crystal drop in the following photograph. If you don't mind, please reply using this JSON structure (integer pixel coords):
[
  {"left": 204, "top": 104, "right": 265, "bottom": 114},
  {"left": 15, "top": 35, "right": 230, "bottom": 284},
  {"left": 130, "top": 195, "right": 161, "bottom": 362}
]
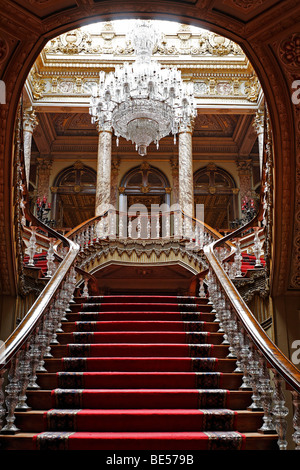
[{"left": 89, "top": 20, "right": 197, "bottom": 156}]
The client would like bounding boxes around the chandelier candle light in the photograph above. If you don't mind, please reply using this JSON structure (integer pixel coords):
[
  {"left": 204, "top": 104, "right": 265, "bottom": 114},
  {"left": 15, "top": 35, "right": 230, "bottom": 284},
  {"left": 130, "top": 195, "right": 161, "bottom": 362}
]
[{"left": 89, "top": 21, "right": 197, "bottom": 156}]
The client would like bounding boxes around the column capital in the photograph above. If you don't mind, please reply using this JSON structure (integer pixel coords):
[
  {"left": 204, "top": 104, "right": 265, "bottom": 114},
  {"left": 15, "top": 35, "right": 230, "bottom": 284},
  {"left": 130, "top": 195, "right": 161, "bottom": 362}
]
[
  {"left": 253, "top": 109, "right": 264, "bottom": 135},
  {"left": 96, "top": 120, "right": 113, "bottom": 134},
  {"left": 23, "top": 107, "right": 39, "bottom": 133},
  {"left": 179, "top": 116, "right": 195, "bottom": 134},
  {"left": 236, "top": 159, "right": 252, "bottom": 175}
]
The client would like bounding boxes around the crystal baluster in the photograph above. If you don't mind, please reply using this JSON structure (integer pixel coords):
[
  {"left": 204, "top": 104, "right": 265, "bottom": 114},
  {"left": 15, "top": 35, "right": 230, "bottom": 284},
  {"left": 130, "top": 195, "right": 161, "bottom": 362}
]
[
  {"left": 258, "top": 353, "right": 276, "bottom": 434},
  {"left": 272, "top": 371, "right": 289, "bottom": 450},
  {"left": 45, "top": 238, "right": 56, "bottom": 278},
  {"left": 25, "top": 226, "right": 37, "bottom": 266},
  {"left": 0, "top": 368, "right": 6, "bottom": 431},
  {"left": 1, "top": 352, "right": 21, "bottom": 433},
  {"left": 15, "top": 342, "right": 32, "bottom": 410},
  {"left": 27, "top": 328, "right": 42, "bottom": 390},
  {"left": 291, "top": 390, "right": 300, "bottom": 450},
  {"left": 247, "top": 347, "right": 263, "bottom": 411}
]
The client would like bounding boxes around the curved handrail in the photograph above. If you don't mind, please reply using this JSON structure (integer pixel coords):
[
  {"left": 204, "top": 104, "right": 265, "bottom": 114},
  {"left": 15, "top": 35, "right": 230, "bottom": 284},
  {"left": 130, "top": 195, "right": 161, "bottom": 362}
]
[
  {"left": 204, "top": 239, "right": 300, "bottom": 393},
  {"left": 0, "top": 100, "right": 90, "bottom": 370},
  {"left": 202, "top": 106, "right": 300, "bottom": 393},
  {"left": 0, "top": 174, "right": 81, "bottom": 369},
  {"left": 0, "top": 238, "right": 78, "bottom": 370}
]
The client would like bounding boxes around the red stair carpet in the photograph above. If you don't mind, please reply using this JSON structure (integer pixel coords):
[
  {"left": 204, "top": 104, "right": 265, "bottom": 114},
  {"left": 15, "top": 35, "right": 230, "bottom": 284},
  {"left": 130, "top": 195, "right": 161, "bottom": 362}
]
[{"left": 2, "top": 294, "right": 278, "bottom": 451}]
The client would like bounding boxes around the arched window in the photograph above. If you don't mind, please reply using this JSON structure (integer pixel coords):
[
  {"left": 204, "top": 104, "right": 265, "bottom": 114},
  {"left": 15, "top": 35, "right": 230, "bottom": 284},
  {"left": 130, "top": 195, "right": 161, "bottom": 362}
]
[
  {"left": 51, "top": 161, "right": 96, "bottom": 229},
  {"left": 119, "top": 163, "right": 171, "bottom": 212},
  {"left": 194, "top": 164, "right": 238, "bottom": 230}
]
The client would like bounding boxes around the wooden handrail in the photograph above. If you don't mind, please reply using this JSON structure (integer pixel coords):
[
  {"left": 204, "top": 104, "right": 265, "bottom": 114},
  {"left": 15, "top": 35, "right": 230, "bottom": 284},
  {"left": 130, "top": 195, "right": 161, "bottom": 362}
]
[
  {"left": 0, "top": 237, "right": 78, "bottom": 369},
  {"left": 201, "top": 105, "right": 300, "bottom": 393},
  {"left": 0, "top": 99, "right": 96, "bottom": 369},
  {"left": 204, "top": 239, "right": 300, "bottom": 393}
]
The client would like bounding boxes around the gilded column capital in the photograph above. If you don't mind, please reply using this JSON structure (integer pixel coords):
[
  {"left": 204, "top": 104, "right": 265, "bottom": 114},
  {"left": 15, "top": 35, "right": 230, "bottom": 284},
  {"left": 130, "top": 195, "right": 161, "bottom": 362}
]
[
  {"left": 23, "top": 107, "right": 39, "bottom": 133},
  {"left": 253, "top": 109, "right": 264, "bottom": 135}
]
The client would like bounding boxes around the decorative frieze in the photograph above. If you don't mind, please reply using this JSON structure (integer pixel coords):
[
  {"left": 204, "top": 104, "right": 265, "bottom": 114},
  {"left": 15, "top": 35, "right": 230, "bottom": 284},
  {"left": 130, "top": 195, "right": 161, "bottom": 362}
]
[{"left": 25, "top": 21, "right": 261, "bottom": 109}]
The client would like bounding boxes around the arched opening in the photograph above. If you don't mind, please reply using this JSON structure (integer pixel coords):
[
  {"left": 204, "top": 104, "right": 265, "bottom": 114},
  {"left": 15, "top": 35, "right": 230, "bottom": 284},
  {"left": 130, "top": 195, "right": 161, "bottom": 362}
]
[
  {"left": 119, "top": 163, "right": 171, "bottom": 213},
  {"left": 51, "top": 162, "right": 96, "bottom": 229},
  {"left": 193, "top": 164, "right": 239, "bottom": 231}
]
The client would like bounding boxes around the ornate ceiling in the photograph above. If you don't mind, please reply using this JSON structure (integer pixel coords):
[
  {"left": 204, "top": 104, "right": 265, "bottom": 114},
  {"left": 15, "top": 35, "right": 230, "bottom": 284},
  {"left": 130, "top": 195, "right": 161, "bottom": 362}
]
[{"left": 25, "top": 21, "right": 261, "bottom": 166}]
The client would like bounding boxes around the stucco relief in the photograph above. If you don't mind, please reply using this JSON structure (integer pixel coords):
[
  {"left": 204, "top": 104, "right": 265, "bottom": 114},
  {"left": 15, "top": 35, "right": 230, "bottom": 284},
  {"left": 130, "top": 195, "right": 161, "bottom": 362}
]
[
  {"left": 231, "top": 0, "right": 263, "bottom": 10},
  {"left": 279, "top": 34, "right": 300, "bottom": 68}
]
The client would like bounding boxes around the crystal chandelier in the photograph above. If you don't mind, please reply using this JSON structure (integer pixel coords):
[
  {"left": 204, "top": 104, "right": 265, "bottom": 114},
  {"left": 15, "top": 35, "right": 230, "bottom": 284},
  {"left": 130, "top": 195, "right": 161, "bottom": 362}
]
[{"left": 89, "top": 21, "right": 197, "bottom": 156}]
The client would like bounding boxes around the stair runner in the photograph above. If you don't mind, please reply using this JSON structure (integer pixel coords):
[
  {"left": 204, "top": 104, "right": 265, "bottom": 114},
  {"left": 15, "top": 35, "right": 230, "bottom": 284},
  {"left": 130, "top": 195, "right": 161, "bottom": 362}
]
[{"left": 3, "top": 295, "right": 278, "bottom": 451}]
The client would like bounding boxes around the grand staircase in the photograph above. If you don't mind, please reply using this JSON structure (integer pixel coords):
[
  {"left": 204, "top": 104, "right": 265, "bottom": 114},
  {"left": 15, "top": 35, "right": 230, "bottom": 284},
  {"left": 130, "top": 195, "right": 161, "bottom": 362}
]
[{"left": 0, "top": 293, "right": 278, "bottom": 451}]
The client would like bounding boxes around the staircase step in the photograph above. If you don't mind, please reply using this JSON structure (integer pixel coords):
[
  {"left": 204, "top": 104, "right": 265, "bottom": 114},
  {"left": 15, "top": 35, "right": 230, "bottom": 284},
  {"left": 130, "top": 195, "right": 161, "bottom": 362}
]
[
  {"left": 15, "top": 409, "right": 264, "bottom": 433},
  {"left": 36, "top": 371, "right": 243, "bottom": 390},
  {"left": 0, "top": 431, "right": 278, "bottom": 451},
  {"left": 48, "top": 343, "right": 230, "bottom": 358},
  {"left": 66, "top": 312, "right": 216, "bottom": 321},
  {"left": 75, "top": 295, "right": 209, "bottom": 304},
  {"left": 72, "top": 303, "right": 213, "bottom": 313},
  {"left": 56, "top": 331, "right": 224, "bottom": 345},
  {"left": 43, "top": 357, "right": 237, "bottom": 373},
  {"left": 63, "top": 320, "right": 220, "bottom": 332},
  {"left": 26, "top": 389, "right": 252, "bottom": 410}
]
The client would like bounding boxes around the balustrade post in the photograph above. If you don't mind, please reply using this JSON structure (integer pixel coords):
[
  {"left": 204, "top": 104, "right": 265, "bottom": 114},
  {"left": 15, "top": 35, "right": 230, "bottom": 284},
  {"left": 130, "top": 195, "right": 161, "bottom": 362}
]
[
  {"left": 239, "top": 331, "right": 252, "bottom": 390},
  {"left": 291, "top": 390, "right": 300, "bottom": 450},
  {"left": 25, "top": 226, "right": 37, "bottom": 266},
  {"left": 15, "top": 342, "right": 32, "bottom": 411},
  {"left": 36, "top": 315, "right": 50, "bottom": 373},
  {"left": 198, "top": 279, "right": 206, "bottom": 298},
  {"left": 45, "top": 238, "right": 56, "bottom": 278},
  {"left": 83, "top": 278, "right": 89, "bottom": 298},
  {"left": 234, "top": 238, "right": 243, "bottom": 278},
  {"left": 1, "top": 352, "right": 21, "bottom": 434},
  {"left": 226, "top": 315, "right": 238, "bottom": 359},
  {"left": 247, "top": 347, "right": 263, "bottom": 411},
  {"left": 0, "top": 368, "right": 6, "bottom": 432},
  {"left": 258, "top": 353, "right": 276, "bottom": 434},
  {"left": 232, "top": 327, "right": 243, "bottom": 373},
  {"left": 253, "top": 227, "right": 263, "bottom": 268},
  {"left": 27, "top": 328, "right": 41, "bottom": 390},
  {"left": 272, "top": 371, "right": 289, "bottom": 450},
  {"left": 42, "top": 302, "right": 54, "bottom": 359}
]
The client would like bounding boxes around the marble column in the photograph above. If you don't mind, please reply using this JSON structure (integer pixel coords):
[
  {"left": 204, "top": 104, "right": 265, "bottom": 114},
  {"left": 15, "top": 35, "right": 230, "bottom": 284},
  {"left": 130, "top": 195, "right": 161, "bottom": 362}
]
[
  {"left": 23, "top": 107, "right": 38, "bottom": 187},
  {"left": 110, "top": 157, "right": 120, "bottom": 209},
  {"left": 170, "top": 156, "right": 179, "bottom": 207},
  {"left": 95, "top": 123, "right": 113, "bottom": 216},
  {"left": 236, "top": 159, "right": 253, "bottom": 208},
  {"left": 37, "top": 157, "right": 52, "bottom": 200},
  {"left": 178, "top": 122, "right": 194, "bottom": 218},
  {"left": 253, "top": 109, "right": 264, "bottom": 178}
]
